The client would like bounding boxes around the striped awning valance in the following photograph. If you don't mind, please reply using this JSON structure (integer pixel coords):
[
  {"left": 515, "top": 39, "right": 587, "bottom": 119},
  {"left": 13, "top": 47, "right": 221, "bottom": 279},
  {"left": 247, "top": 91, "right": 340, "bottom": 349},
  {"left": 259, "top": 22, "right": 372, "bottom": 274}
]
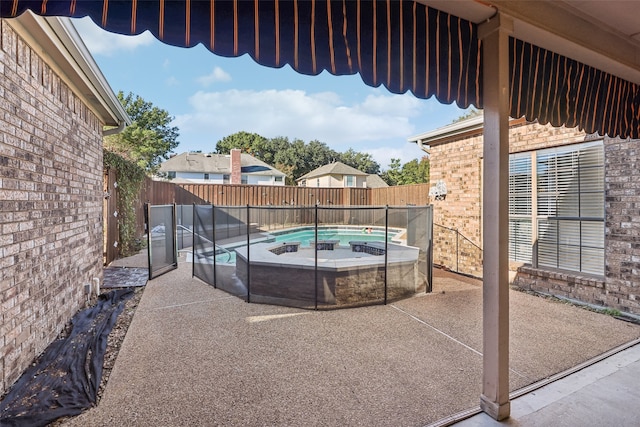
[
  {"left": 510, "top": 38, "right": 640, "bottom": 140},
  {"left": 3, "top": 0, "right": 639, "bottom": 139}
]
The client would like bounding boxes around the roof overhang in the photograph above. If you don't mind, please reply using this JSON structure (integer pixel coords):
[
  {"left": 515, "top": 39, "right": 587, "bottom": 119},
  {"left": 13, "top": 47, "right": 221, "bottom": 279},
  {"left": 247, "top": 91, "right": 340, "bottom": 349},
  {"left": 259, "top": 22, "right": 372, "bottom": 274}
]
[
  {"left": 408, "top": 116, "right": 531, "bottom": 149},
  {"left": 5, "top": 11, "right": 130, "bottom": 130}
]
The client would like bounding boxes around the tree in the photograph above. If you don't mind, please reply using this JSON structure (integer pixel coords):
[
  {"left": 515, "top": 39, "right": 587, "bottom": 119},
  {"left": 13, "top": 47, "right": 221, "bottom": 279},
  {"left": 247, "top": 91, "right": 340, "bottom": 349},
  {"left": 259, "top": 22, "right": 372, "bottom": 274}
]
[
  {"left": 398, "top": 156, "right": 430, "bottom": 184},
  {"left": 380, "top": 158, "right": 402, "bottom": 186},
  {"left": 273, "top": 138, "right": 314, "bottom": 184},
  {"left": 304, "top": 140, "right": 340, "bottom": 172},
  {"left": 216, "top": 131, "right": 269, "bottom": 156},
  {"left": 380, "top": 156, "right": 429, "bottom": 186},
  {"left": 339, "top": 149, "right": 381, "bottom": 175},
  {"left": 214, "top": 132, "right": 382, "bottom": 183},
  {"left": 105, "top": 92, "right": 179, "bottom": 172}
]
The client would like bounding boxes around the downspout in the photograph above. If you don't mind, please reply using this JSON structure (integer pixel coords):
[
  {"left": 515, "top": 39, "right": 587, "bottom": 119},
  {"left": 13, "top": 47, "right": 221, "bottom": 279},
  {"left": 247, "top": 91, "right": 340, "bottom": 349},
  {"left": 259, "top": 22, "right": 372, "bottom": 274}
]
[
  {"left": 417, "top": 140, "right": 431, "bottom": 157},
  {"left": 103, "top": 120, "right": 127, "bottom": 136}
]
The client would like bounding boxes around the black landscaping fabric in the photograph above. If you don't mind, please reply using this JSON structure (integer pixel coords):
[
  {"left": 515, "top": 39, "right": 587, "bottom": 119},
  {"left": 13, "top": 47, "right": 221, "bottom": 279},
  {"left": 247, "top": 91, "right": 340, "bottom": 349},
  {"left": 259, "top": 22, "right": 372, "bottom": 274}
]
[{"left": 0, "top": 289, "right": 134, "bottom": 427}]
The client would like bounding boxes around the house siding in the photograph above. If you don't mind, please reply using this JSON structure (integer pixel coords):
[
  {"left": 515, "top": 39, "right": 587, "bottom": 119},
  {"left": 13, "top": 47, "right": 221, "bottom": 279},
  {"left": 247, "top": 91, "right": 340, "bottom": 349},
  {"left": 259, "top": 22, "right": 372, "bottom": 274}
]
[
  {"left": 430, "top": 121, "right": 640, "bottom": 314},
  {"left": 0, "top": 21, "right": 104, "bottom": 394},
  {"left": 299, "top": 174, "right": 367, "bottom": 188}
]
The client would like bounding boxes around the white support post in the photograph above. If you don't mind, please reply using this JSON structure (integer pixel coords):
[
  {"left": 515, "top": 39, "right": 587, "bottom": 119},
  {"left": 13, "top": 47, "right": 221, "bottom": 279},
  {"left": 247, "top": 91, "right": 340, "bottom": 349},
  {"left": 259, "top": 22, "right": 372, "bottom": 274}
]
[{"left": 478, "top": 13, "right": 513, "bottom": 421}]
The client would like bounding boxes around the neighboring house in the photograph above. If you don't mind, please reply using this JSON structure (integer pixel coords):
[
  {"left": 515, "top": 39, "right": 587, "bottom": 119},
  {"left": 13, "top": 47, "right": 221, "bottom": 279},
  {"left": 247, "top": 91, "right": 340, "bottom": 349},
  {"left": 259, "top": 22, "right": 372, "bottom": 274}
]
[
  {"left": 0, "top": 14, "right": 129, "bottom": 394},
  {"left": 409, "top": 115, "right": 639, "bottom": 315},
  {"left": 297, "top": 161, "right": 388, "bottom": 188},
  {"left": 157, "top": 149, "right": 286, "bottom": 186}
]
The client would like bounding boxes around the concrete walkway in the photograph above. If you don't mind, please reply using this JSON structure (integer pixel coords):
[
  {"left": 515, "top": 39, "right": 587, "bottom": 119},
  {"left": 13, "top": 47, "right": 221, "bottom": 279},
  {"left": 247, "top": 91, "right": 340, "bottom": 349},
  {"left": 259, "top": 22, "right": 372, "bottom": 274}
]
[
  {"left": 453, "top": 343, "right": 640, "bottom": 427},
  {"left": 64, "top": 262, "right": 640, "bottom": 426}
]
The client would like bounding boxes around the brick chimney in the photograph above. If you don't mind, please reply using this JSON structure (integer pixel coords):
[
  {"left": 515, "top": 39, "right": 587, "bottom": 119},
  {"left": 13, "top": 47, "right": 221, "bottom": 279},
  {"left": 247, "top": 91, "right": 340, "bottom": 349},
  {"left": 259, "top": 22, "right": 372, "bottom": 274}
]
[{"left": 230, "top": 148, "right": 242, "bottom": 185}]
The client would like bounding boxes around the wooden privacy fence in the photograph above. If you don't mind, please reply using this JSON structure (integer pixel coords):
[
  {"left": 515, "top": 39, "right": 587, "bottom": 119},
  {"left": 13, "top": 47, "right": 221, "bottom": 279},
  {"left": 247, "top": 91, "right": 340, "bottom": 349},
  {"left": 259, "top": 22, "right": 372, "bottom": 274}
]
[
  {"left": 103, "top": 173, "right": 431, "bottom": 265},
  {"left": 161, "top": 182, "right": 430, "bottom": 207}
]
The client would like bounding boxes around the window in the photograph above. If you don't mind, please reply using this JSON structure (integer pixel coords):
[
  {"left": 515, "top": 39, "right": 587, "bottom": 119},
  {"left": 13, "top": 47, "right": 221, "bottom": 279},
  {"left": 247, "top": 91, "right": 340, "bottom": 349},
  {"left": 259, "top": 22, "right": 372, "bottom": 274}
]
[
  {"left": 316, "top": 179, "right": 320, "bottom": 187},
  {"left": 241, "top": 174, "right": 248, "bottom": 184},
  {"left": 275, "top": 176, "right": 283, "bottom": 183},
  {"left": 508, "top": 141, "right": 604, "bottom": 276},
  {"left": 509, "top": 153, "right": 532, "bottom": 263},
  {"left": 204, "top": 173, "right": 210, "bottom": 180},
  {"left": 345, "top": 175, "right": 355, "bottom": 187},
  {"left": 167, "top": 171, "right": 176, "bottom": 179},
  {"left": 223, "top": 174, "right": 230, "bottom": 184}
]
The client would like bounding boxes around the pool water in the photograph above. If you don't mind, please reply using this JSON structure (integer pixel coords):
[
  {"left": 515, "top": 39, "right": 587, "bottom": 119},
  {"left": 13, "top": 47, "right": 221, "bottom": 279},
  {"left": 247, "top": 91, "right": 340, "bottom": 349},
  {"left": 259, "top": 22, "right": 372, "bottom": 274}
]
[
  {"left": 273, "top": 228, "right": 388, "bottom": 247},
  {"left": 212, "top": 227, "right": 391, "bottom": 264}
]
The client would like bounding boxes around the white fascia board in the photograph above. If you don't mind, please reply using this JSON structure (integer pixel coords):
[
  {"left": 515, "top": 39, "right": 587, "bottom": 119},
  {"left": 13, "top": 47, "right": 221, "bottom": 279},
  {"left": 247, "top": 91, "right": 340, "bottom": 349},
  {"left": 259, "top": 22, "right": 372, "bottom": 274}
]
[{"left": 407, "top": 115, "right": 484, "bottom": 146}]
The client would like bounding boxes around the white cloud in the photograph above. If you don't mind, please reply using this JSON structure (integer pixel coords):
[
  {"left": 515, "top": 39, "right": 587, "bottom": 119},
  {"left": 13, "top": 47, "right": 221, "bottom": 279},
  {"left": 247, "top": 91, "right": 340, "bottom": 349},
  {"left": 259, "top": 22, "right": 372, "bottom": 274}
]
[
  {"left": 72, "top": 17, "right": 155, "bottom": 56},
  {"left": 174, "top": 89, "right": 424, "bottom": 154},
  {"left": 196, "top": 67, "right": 232, "bottom": 87}
]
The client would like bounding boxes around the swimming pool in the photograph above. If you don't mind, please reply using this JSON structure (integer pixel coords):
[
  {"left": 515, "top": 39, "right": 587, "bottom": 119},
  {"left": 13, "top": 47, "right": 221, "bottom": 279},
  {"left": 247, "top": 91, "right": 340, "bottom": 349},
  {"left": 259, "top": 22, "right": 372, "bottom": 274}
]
[
  {"left": 207, "top": 226, "right": 401, "bottom": 265},
  {"left": 272, "top": 227, "right": 391, "bottom": 247}
]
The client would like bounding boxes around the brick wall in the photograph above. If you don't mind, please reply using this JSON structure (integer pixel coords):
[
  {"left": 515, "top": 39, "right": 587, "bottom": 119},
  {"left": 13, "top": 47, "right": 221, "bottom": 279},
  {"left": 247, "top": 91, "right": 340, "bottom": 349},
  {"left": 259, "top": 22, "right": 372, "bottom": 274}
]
[
  {"left": 0, "top": 21, "right": 104, "bottom": 394},
  {"left": 429, "top": 121, "right": 586, "bottom": 277},
  {"left": 602, "top": 136, "right": 640, "bottom": 314},
  {"left": 429, "top": 130, "right": 483, "bottom": 276},
  {"left": 431, "top": 119, "right": 640, "bottom": 315}
]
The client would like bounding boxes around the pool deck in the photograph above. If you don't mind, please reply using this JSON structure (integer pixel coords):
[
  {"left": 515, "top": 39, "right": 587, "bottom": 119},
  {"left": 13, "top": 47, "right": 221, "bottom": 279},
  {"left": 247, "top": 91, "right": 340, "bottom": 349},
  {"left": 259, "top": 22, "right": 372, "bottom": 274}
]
[{"left": 63, "top": 257, "right": 640, "bottom": 426}]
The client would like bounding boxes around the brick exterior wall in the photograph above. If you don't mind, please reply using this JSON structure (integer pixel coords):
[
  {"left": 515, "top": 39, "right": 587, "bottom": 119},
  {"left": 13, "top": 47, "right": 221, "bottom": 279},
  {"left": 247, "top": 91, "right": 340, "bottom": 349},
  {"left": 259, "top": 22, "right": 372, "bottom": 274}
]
[
  {"left": 601, "top": 136, "right": 640, "bottom": 314},
  {"left": 0, "top": 21, "right": 104, "bottom": 394},
  {"left": 429, "top": 130, "right": 483, "bottom": 277},
  {"left": 431, "top": 119, "right": 640, "bottom": 315}
]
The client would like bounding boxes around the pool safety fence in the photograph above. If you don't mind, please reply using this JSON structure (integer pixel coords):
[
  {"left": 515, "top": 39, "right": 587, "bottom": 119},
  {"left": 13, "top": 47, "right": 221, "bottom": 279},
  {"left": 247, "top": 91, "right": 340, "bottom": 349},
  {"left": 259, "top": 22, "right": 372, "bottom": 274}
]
[
  {"left": 146, "top": 204, "right": 178, "bottom": 279},
  {"left": 186, "top": 204, "right": 434, "bottom": 310}
]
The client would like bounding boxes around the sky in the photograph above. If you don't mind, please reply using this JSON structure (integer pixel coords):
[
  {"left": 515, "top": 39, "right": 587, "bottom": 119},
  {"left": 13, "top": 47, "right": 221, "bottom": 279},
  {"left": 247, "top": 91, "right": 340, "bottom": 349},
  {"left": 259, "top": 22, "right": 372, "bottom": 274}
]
[{"left": 73, "top": 17, "right": 470, "bottom": 170}]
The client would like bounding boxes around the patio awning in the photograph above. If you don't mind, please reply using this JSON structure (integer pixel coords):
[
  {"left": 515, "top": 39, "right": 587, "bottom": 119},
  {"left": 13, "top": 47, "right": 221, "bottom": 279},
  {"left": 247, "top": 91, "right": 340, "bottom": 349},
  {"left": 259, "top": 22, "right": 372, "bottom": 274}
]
[{"left": 3, "top": 0, "right": 639, "bottom": 139}]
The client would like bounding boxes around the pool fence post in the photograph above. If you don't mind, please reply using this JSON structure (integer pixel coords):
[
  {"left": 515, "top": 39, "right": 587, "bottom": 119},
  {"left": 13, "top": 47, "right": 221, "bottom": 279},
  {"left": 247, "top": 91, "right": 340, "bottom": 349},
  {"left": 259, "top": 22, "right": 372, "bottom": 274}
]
[
  {"left": 145, "top": 203, "right": 152, "bottom": 280},
  {"left": 246, "top": 204, "right": 251, "bottom": 303},
  {"left": 191, "top": 203, "right": 196, "bottom": 279},
  {"left": 384, "top": 205, "right": 389, "bottom": 305},
  {"left": 173, "top": 203, "right": 178, "bottom": 269},
  {"left": 314, "top": 203, "right": 318, "bottom": 310},
  {"left": 212, "top": 204, "right": 217, "bottom": 288}
]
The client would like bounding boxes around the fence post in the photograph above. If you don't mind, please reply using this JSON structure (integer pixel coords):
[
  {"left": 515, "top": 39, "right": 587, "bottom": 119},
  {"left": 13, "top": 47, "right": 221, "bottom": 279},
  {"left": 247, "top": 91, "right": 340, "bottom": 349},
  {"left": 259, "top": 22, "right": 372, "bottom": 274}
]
[
  {"left": 246, "top": 204, "right": 251, "bottom": 303},
  {"left": 384, "top": 205, "right": 389, "bottom": 305},
  {"left": 426, "top": 206, "right": 433, "bottom": 293},
  {"left": 192, "top": 203, "right": 196, "bottom": 279},
  {"left": 314, "top": 204, "right": 318, "bottom": 310},
  {"left": 145, "top": 203, "right": 152, "bottom": 280},
  {"left": 211, "top": 203, "right": 217, "bottom": 288}
]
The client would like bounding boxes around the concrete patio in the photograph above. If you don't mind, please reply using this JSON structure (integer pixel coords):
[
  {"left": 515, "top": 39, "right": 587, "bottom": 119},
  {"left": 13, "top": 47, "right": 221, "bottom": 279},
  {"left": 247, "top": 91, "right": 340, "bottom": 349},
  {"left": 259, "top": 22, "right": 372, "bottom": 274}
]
[{"left": 63, "top": 259, "right": 640, "bottom": 426}]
